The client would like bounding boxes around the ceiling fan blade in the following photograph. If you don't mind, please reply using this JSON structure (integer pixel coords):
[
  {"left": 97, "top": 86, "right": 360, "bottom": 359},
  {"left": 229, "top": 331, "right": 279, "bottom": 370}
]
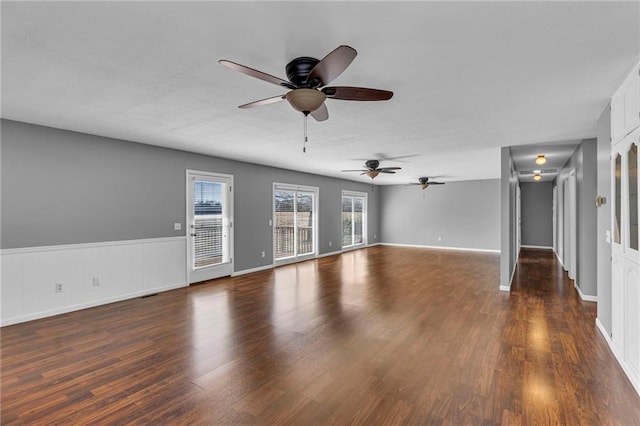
[
  {"left": 219, "top": 60, "right": 296, "bottom": 89},
  {"left": 379, "top": 167, "right": 402, "bottom": 171},
  {"left": 342, "top": 169, "right": 367, "bottom": 172},
  {"left": 306, "top": 45, "right": 357, "bottom": 87},
  {"left": 310, "top": 103, "right": 328, "bottom": 122},
  {"left": 238, "top": 94, "right": 287, "bottom": 109},
  {"left": 322, "top": 86, "right": 393, "bottom": 101},
  {"left": 429, "top": 182, "right": 445, "bottom": 185},
  {"left": 379, "top": 170, "right": 396, "bottom": 174}
]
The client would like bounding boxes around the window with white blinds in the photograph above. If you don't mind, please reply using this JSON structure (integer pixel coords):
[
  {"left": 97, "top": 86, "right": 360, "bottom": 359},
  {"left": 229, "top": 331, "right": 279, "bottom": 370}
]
[
  {"left": 342, "top": 191, "right": 367, "bottom": 248},
  {"left": 193, "top": 180, "right": 226, "bottom": 268},
  {"left": 274, "top": 184, "right": 318, "bottom": 261}
]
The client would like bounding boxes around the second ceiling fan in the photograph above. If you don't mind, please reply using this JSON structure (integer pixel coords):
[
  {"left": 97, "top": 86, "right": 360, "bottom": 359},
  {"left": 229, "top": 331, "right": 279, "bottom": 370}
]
[
  {"left": 343, "top": 160, "right": 401, "bottom": 179},
  {"left": 219, "top": 45, "right": 393, "bottom": 122},
  {"left": 410, "top": 177, "right": 446, "bottom": 189}
]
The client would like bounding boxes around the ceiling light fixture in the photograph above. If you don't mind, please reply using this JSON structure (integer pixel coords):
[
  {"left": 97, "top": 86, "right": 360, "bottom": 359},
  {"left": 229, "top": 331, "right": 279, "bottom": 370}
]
[
  {"left": 286, "top": 89, "right": 327, "bottom": 153},
  {"left": 536, "top": 154, "right": 547, "bottom": 165},
  {"left": 286, "top": 89, "right": 326, "bottom": 113},
  {"left": 533, "top": 173, "right": 542, "bottom": 181},
  {"left": 366, "top": 170, "right": 381, "bottom": 179}
]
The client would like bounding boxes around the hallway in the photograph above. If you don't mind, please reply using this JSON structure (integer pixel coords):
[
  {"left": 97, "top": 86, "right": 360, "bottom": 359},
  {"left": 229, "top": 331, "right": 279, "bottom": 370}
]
[{"left": 509, "top": 247, "right": 640, "bottom": 424}]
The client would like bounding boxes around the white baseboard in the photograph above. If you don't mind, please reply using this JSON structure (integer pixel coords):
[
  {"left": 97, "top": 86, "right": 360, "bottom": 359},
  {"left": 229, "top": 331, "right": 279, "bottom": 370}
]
[
  {"left": 231, "top": 264, "right": 273, "bottom": 276},
  {"left": 575, "top": 283, "right": 597, "bottom": 302},
  {"left": 379, "top": 242, "right": 500, "bottom": 254},
  {"left": 1, "top": 237, "right": 187, "bottom": 326},
  {"left": 1, "top": 282, "right": 185, "bottom": 327},
  {"left": 521, "top": 245, "right": 553, "bottom": 250},
  {"left": 596, "top": 318, "right": 640, "bottom": 397},
  {"left": 318, "top": 250, "right": 343, "bottom": 258},
  {"left": 500, "top": 261, "right": 518, "bottom": 292}
]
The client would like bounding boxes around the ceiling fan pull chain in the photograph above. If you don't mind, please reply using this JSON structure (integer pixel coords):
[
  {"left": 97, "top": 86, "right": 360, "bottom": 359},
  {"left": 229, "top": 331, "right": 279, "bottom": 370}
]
[{"left": 303, "top": 112, "right": 308, "bottom": 153}]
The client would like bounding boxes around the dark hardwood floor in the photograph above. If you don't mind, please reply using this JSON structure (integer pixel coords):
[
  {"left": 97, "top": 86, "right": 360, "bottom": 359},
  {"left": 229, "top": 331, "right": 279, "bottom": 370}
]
[{"left": 2, "top": 246, "right": 640, "bottom": 424}]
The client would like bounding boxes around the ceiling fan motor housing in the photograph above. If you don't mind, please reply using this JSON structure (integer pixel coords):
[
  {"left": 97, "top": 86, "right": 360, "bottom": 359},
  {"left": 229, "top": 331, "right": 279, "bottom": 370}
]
[
  {"left": 365, "top": 159, "right": 380, "bottom": 170},
  {"left": 286, "top": 57, "right": 320, "bottom": 86}
]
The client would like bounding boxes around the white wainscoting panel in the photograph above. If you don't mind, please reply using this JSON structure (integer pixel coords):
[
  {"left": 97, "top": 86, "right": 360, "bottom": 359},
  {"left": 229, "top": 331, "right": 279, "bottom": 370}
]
[{"left": 1, "top": 237, "right": 187, "bottom": 326}]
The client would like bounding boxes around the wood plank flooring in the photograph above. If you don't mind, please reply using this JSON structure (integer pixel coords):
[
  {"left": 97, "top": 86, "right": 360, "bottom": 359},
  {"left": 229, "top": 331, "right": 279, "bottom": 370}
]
[{"left": 2, "top": 246, "right": 640, "bottom": 424}]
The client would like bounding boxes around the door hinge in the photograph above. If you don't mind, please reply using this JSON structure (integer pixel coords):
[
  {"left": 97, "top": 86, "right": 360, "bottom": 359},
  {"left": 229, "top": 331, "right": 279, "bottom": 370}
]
[
  {"left": 230, "top": 221, "right": 233, "bottom": 228},
  {"left": 229, "top": 185, "right": 232, "bottom": 192}
]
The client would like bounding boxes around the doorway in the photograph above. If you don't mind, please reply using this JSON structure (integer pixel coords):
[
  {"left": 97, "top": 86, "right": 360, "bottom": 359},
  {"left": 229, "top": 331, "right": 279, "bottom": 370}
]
[{"left": 187, "top": 170, "right": 233, "bottom": 283}]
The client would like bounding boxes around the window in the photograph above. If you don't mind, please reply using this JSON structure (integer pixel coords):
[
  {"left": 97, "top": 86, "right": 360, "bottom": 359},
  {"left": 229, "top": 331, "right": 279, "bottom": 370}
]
[
  {"left": 274, "top": 183, "right": 318, "bottom": 262},
  {"left": 342, "top": 191, "right": 367, "bottom": 249}
]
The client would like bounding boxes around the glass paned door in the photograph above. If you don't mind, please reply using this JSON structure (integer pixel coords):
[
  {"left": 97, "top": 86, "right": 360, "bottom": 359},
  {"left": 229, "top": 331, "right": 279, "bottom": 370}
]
[
  {"left": 275, "top": 190, "right": 295, "bottom": 259},
  {"left": 615, "top": 153, "right": 622, "bottom": 244},
  {"left": 353, "top": 197, "right": 364, "bottom": 245},
  {"left": 342, "top": 191, "right": 367, "bottom": 248},
  {"left": 296, "top": 192, "right": 314, "bottom": 256},
  {"left": 629, "top": 143, "right": 638, "bottom": 250},
  {"left": 274, "top": 185, "right": 317, "bottom": 262},
  {"left": 342, "top": 197, "right": 353, "bottom": 247},
  {"left": 187, "top": 171, "right": 233, "bottom": 283}
]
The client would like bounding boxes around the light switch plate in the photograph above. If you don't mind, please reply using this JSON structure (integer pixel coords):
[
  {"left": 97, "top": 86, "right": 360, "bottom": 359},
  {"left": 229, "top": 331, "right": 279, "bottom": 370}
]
[{"left": 174, "top": 223, "right": 182, "bottom": 231}]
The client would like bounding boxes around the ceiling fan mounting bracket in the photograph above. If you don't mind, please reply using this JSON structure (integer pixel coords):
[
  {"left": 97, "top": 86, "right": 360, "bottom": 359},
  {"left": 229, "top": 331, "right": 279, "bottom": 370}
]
[{"left": 286, "top": 57, "right": 319, "bottom": 86}]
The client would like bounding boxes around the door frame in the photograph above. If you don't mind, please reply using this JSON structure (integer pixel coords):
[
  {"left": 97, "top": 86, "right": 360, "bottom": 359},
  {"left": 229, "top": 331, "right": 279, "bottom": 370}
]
[
  {"left": 186, "top": 169, "right": 234, "bottom": 284},
  {"left": 272, "top": 182, "right": 319, "bottom": 266}
]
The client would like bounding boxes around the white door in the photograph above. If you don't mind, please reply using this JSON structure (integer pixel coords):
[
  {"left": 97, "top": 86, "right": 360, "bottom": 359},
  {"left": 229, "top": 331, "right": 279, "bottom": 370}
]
[{"left": 187, "top": 171, "right": 233, "bottom": 283}]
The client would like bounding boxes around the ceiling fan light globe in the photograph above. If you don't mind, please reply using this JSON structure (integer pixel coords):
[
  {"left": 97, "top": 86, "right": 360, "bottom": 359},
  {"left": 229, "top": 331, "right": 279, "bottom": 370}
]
[
  {"left": 366, "top": 170, "right": 380, "bottom": 179},
  {"left": 421, "top": 183, "right": 429, "bottom": 189},
  {"left": 286, "top": 89, "right": 326, "bottom": 113}
]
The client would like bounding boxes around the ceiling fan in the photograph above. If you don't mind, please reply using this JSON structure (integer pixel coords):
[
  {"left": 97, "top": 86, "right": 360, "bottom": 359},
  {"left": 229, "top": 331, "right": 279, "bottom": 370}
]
[
  {"left": 342, "top": 160, "right": 401, "bottom": 179},
  {"left": 219, "top": 45, "right": 393, "bottom": 122},
  {"left": 410, "top": 176, "right": 445, "bottom": 189}
]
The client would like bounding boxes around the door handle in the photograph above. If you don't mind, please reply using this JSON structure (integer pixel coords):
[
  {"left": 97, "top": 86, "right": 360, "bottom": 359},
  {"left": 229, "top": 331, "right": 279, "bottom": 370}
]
[{"left": 190, "top": 233, "right": 197, "bottom": 237}]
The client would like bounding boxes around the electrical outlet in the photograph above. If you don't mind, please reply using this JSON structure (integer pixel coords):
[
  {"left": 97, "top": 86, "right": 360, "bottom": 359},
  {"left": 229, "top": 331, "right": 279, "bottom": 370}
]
[
  {"left": 55, "top": 283, "right": 63, "bottom": 293},
  {"left": 174, "top": 222, "right": 182, "bottom": 231},
  {"left": 92, "top": 277, "right": 100, "bottom": 287},
  {"left": 374, "top": 234, "right": 377, "bottom": 240},
  {"left": 438, "top": 236, "right": 442, "bottom": 241},
  {"left": 261, "top": 251, "right": 265, "bottom": 258},
  {"left": 329, "top": 241, "right": 332, "bottom": 247}
]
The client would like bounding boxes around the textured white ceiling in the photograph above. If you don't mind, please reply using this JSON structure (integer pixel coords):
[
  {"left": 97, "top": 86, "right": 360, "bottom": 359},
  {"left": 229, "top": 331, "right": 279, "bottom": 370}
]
[{"left": 2, "top": 1, "right": 639, "bottom": 185}]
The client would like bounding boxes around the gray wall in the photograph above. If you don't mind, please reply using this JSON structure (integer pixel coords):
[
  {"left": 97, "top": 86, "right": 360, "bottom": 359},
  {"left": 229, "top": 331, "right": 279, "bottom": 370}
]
[
  {"left": 379, "top": 179, "right": 500, "bottom": 251},
  {"left": 520, "top": 181, "right": 553, "bottom": 247},
  {"left": 556, "top": 138, "right": 598, "bottom": 297},
  {"left": 1, "top": 119, "right": 380, "bottom": 272},
  {"left": 501, "top": 147, "right": 519, "bottom": 289},
  {"left": 597, "top": 105, "right": 612, "bottom": 332}
]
